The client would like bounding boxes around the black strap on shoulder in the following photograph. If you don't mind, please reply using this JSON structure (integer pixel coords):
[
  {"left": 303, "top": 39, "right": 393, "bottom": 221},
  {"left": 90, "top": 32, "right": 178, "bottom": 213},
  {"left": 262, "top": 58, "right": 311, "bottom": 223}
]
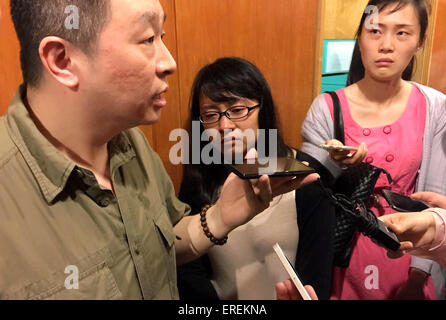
[{"left": 325, "top": 91, "right": 345, "bottom": 144}]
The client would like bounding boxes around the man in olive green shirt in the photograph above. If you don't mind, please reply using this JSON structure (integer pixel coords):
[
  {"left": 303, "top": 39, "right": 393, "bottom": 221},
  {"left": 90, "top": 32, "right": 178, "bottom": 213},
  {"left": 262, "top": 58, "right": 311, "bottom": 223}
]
[{"left": 0, "top": 0, "right": 319, "bottom": 299}]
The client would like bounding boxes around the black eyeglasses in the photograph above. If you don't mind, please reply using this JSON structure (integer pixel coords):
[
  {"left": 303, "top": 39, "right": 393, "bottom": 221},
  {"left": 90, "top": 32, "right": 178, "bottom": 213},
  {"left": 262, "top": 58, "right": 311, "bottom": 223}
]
[{"left": 199, "top": 104, "right": 260, "bottom": 124}]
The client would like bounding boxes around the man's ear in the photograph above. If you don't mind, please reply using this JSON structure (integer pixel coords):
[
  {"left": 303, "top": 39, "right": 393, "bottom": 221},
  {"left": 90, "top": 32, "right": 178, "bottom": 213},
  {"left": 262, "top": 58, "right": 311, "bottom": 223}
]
[{"left": 38, "top": 36, "right": 80, "bottom": 88}]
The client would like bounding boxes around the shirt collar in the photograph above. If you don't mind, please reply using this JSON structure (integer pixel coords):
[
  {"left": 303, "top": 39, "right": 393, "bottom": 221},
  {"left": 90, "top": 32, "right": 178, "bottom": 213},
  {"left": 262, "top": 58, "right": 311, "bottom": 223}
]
[{"left": 5, "top": 85, "right": 136, "bottom": 204}]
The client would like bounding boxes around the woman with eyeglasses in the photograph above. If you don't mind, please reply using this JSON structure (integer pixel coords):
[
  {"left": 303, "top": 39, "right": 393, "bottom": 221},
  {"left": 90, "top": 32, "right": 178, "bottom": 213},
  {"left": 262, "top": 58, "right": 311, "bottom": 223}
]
[
  {"left": 299, "top": 0, "right": 445, "bottom": 300},
  {"left": 176, "top": 57, "right": 335, "bottom": 300}
]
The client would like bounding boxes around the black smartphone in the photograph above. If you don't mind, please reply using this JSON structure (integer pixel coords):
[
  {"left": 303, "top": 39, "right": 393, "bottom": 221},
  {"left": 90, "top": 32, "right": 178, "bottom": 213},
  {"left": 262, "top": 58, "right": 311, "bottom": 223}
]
[
  {"left": 382, "top": 189, "right": 430, "bottom": 212},
  {"left": 374, "top": 219, "right": 401, "bottom": 251},
  {"left": 225, "top": 157, "right": 316, "bottom": 179}
]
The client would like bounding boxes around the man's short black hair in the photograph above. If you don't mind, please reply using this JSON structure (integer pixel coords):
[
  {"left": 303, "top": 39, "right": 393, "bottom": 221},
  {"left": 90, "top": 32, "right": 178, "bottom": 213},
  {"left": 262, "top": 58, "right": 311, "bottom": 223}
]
[{"left": 10, "top": 0, "right": 110, "bottom": 87}]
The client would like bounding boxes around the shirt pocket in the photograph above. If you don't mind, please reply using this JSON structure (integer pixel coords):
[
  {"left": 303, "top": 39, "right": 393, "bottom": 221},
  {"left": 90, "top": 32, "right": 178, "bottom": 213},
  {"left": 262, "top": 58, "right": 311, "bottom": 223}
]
[
  {"left": 153, "top": 206, "right": 176, "bottom": 250},
  {"left": 139, "top": 197, "right": 175, "bottom": 250},
  {"left": 141, "top": 203, "right": 178, "bottom": 299},
  {"left": 5, "top": 247, "right": 122, "bottom": 300}
]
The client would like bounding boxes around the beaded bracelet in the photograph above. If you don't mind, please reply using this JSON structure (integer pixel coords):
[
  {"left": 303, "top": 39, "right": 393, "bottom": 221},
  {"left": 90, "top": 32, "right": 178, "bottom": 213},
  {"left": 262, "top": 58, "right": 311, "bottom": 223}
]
[{"left": 200, "top": 205, "right": 228, "bottom": 246}]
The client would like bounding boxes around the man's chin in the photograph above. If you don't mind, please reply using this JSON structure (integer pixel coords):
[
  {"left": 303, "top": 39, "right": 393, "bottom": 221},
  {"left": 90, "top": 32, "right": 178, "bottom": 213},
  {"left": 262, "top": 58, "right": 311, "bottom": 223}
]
[
  {"left": 139, "top": 111, "right": 162, "bottom": 126},
  {"left": 140, "top": 119, "right": 160, "bottom": 126}
]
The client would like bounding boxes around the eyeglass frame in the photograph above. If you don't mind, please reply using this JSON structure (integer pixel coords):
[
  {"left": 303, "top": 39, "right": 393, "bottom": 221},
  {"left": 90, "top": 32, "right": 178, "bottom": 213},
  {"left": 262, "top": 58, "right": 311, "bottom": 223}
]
[{"left": 198, "top": 103, "right": 261, "bottom": 125}]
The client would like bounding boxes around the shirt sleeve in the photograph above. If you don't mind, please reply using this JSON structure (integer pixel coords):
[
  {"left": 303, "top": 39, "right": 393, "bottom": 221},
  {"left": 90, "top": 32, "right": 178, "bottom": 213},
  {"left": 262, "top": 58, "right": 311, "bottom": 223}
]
[
  {"left": 410, "top": 256, "right": 433, "bottom": 274},
  {"left": 415, "top": 85, "right": 446, "bottom": 194},
  {"left": 427, "top": 208, "right": 446, "bottom": 266},
  {"left": 300, "top": 94, "right": 343, "bottom": 178},
  {"left": 410, "top": 208, "right": 446, "bottom": 268}
]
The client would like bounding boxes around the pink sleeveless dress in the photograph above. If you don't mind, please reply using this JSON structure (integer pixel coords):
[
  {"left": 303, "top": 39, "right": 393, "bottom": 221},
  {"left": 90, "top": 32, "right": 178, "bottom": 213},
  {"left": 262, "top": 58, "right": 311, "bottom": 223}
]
[{"left": 325, "top": 85, "right": 436, "bottom": 300}]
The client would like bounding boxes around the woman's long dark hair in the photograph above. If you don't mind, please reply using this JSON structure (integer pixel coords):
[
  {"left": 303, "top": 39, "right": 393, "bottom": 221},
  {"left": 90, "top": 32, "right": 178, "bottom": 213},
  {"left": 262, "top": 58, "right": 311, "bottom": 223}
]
[
  {"left": 179, "top": 57, "right": 289, "bottom": 213},
  {"left": 347, "top": 0, "right": 430, "bottom": 85}
]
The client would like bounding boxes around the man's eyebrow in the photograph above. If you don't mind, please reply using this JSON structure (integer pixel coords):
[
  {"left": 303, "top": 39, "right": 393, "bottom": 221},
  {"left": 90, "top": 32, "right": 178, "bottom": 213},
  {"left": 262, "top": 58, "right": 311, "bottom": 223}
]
[{"left": 138, "top": 11, "right": 167, "bottom": 25}]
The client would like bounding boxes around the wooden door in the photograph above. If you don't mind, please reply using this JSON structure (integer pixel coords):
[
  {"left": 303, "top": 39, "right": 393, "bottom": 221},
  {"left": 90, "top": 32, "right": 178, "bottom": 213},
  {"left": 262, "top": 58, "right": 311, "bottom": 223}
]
[
  {"left": 174, "top": 0, "right": 319, "bottom": 150},
  {"left": 0, "top": 0, "right": 22, "bottom": 114},
  {"left": 428, "top": 0, "right": 446, "bottom": 93}
]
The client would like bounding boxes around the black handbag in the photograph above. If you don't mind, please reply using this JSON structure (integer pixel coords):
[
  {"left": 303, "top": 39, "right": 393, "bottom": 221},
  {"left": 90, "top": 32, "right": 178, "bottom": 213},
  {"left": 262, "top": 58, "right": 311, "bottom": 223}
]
[{"left": 326, "top": 91, "right": 392, "bottom": 267}]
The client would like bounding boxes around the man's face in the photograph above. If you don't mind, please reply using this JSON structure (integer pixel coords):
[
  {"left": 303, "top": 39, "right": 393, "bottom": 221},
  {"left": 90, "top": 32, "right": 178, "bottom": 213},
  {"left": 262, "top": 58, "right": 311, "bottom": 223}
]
[{"left": 81, "top": 0, "right": 177, "bottom": 128}]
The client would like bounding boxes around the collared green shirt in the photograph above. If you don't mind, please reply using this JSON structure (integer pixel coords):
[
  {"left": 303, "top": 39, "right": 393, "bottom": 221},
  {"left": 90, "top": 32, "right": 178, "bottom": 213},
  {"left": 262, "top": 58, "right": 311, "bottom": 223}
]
[{"left": 0, "top": 86, "right": 190, "bottom": 300}]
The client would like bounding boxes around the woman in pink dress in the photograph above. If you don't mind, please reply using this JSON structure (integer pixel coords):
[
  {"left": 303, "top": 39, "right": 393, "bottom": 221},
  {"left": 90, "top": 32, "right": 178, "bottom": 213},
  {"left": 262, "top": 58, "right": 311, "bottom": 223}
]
[{"left": 300, "top": 0, "right": 446, "bottom": 299}]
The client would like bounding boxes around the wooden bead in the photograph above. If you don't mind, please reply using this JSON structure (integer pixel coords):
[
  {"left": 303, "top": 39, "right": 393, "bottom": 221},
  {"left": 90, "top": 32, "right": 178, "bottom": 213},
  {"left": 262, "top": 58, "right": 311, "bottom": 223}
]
[{"left": 199, "top": 205, "right": 228, "bottom": 246}]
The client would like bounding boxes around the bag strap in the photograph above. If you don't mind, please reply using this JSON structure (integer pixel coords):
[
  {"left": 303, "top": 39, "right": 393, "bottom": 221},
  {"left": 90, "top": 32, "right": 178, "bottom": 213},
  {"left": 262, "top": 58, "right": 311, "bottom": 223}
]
[
  {"left": 326, "top": 91, "right": 345, "bottom": 144},
  {"left": 378, "top": 167, "right": 393, "bottom": 184},
  {"left": 326, "top": 92, "right": 393, "bottom": 184}
]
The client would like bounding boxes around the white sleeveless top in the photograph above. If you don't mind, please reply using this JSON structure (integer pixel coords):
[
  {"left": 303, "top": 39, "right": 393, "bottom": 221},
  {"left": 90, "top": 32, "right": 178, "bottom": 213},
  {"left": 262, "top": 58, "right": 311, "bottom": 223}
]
[{"left": 208, "top": 190, "right": 299, "bottom": 300}]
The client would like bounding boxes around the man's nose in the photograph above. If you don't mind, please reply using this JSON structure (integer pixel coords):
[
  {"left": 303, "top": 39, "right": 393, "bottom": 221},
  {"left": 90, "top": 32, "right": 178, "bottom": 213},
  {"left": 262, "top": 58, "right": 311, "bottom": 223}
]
[{"left": 157, "top": 41, "right": 177, "bottom": 77}]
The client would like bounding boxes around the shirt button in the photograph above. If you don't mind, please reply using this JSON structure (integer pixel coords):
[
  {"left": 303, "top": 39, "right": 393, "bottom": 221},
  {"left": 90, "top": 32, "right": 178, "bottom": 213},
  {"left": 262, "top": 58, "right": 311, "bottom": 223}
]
[
  {"left": 363, "top": 129, "right": 371, "bottom": 136},
  {"left": 134, "top": 242, "right": 140, "bottom": 255},
  {"left": 99, "top": 198, "right": 110, "bottom": 207},
  {"left": 386, "top": 154, "right": 394, "bottom": 162},
  {"left": 365, "top": 156, "right": 373, "bottom": 163},
  {"left": 383, "top": 126, "right": 392, "bottom": 134}
]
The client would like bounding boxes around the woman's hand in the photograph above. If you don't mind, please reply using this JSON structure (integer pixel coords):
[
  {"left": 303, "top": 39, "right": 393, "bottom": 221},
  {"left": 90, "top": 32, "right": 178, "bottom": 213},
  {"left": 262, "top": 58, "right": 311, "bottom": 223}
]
[
  {"left": 325, "top": 139, "right": 367, "bottom": 168},
  {"left": 276, "top": 280, "right": 319, "bottom": 300},
  {"left": 215, "top": 171, "right": 319, "bottom": 232},
  {"left": 411, "top": 191, "right": 446, "bottom": 209},
  {"left": 378, "top": 211, "right": 436, "bottom": 259},
  {"left": 212, "top": 147, "right": 320, "bottom": 234}
]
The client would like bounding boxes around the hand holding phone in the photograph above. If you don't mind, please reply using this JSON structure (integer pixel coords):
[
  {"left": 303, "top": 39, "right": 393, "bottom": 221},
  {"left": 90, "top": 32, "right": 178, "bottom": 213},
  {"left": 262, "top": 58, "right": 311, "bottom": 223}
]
[
  {"left": 273, "top": 243, "right": 312, "bottom": 300},
  {"left": 320, "top": 141, "right": 367, "bottom": 168},
  {"left": 225, "top": 157, "right": 316, "bottom": 180},
  {"left": 318, "top": 144, "right": 358, "bottom": 152}
]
